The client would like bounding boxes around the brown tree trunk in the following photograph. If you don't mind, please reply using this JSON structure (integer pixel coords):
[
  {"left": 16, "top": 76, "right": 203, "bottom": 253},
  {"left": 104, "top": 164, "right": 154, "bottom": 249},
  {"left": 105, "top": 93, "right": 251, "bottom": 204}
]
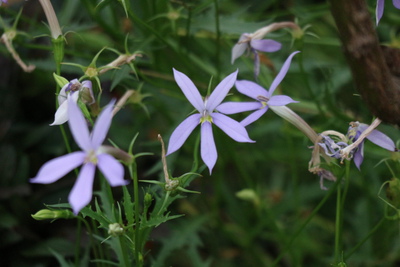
[{"left": 329, "top": 0, "right": 400, "bottom": 126}]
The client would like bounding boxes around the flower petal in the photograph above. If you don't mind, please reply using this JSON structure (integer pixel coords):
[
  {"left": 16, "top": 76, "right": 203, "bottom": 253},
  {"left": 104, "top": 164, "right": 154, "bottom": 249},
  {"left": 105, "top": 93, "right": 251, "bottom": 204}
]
[
  {"left": 68, "top": 163, "right": 96, "bottom": 215},
  {"left": 166, "top": 113, "right": 201, "bottom": 155},
  {"left": 393, "top": 0, "right": 400, "bottom": 9},
  {"left": 216, "top": 101, "right": 262, "bottom": 114},
  {"left": 212, "top": 113, "right": 255, "bottom": 143},
  {"left": 268, "top": 51, "right": 300, "bottom": 96},
  {"left": 30, "top": 151, "right": 86, "bottom": 184},
  {"left": 235, "top": 80, "right": 268, "bottom": 100},
  {"left": 201, "top": 122, "right": 217, "bottom": 174},
  {"left": 353, "top": 142, "right": 364, "bottom": 170},
  {"left": 50, "top": 91, "right": 79, "bottom": 126},
  {"left": 231, "top": 33, "right": 249, "bottom": 64},
  {"left": 207, "top": 69, "right": 238, "bottom": 111},
  {"left": 68, "top": 97, "right": 92, "bottom": 151},
  {"left": 97, "top": 153, "right": 128, "bottom": 186},
  {"left": 250, "top": 39, "right": 282, "bottom": 53},
  {"left": 81, "top": 80, "right": 95, "bottom": 104},
  {"left": 173, "top": 68, "right": 204, "bottom": 112},
  {"left": 366, "top": 129, "right": 396, "bottom": 151},
  {"left": 240, "top": 108, "right": 268, "bottom": 127},
  {"left": 376, "top": 0, "right": 385, "bottom": 25},
  {"left": 91, "top": 100, "right": 115, "bottom": 149},
  {"left": 268, "top": 95, "right": 299, "bottom": 106},
  {"left": 253, "top": 50, "right": 260, "bottom": 78}
]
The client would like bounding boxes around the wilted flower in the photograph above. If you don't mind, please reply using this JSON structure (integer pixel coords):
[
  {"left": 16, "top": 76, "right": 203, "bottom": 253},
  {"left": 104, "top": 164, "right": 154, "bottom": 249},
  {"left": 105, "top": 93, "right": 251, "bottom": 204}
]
[
  {"left": 51, "top": 79, "right": 94, "bottom": 126},
  {"left": 376, "top": 0, "right": 400, "bottom": 25},
  {"left": 166, "top": 69, "right": 254, "bottom": 173},
  {"left": 31, "top": 98, "right": 129, "bottom": 214},
  {"left": 218, "top": 51, "right": 299, "bottom": 126}
]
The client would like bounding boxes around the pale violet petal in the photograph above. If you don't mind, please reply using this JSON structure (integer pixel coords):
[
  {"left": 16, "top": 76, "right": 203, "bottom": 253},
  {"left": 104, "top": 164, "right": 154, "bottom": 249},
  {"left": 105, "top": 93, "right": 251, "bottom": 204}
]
[
  {"left": 216, "top": 101, "right": 262, "bottom": 114},
  {"left": 207, "top": 69, "right": 238, "bottom": 112},
  {"left": 91, "top": 100, "right": 115, "bottom": 149},
  {"left": 212, "top": 113, "right": 255, "bottom": 143},
  {"left": 268, "top": 51, "right": 300, "bottom": 96},
  {"left": 235, "top": 80, "right": 268, "bottom": 100},
  {"left": 201, "top": 122, "right": 217, "bottom": 174},
  {"left": 366, "top": 129, "right": 396, "bottom": 151},
  {"left": 394, "top": 0, "right": 400, "bottom": 9},
  {"left": 68, "top": 97, "right": 93, "bottom": 151},
  {"left": 354, "top": 142, "right": 364, "bottom": 170},
  {"left": 68, "top": 163, "right": 96, "bottom": 215},
  {"left": 51, "top": 91, "right": 79, "bottom": 126},
  {"left": 166, "top": 114, "right": 201, "bottom": 155},
  {"left": 30, "top": 151, "right": 86, "bottom": 184},
  {"left": 268, "top": 95, "right": 299, "bottom": 106},
  {"left": 231, "top": 33, "right": 249, "bottom": 64},
  {"left": 97, "top": 153, "right": 128, "bottom": 186},
  {"left": 376, "top": 0, "right": 385, "bottom": 25},
  {"left": 250, "top": 39, "right": 282, "bottom": 52},
  {"left": 173, "top": 68, "right": 204, "bottom": 112},
  {"left": 240, "top": 108, "right": 268, "bottom": 127}
]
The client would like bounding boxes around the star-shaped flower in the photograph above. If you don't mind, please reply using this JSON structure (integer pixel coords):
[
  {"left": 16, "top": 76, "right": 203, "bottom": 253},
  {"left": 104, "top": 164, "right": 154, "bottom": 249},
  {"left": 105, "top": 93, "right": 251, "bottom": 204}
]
[
  {"left": 166, "top": 69, "right": 255, "bottom": 173},
  {"left": 218, "top": 51, "right": 300, "bottom": 126},
  {"left": 31, "top": 98, "right": 129, "bottom": 214},
  {"left": 376, "top": 0, "right": 400, "bottom": 25},
  {"left": 51, "top": 79, "right": 94, "bottom": 126}
]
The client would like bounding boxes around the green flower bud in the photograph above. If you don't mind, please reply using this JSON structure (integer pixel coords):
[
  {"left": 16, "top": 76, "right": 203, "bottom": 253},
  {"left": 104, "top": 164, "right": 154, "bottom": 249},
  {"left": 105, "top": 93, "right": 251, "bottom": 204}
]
[
  {"left": 108, "top": 223, "right": 124, "bottom": 237},
  {"left": 236, "top": 188, "right": 259, "bottom": 205},
  {"left": 386, "top": 178, "right": 400, "bottom": 207},
  {"left": 31, "top": 209, "right": 74, "bottom": 221},
  {"left": 144, "top": 192, "right": 153, "bottom": 208}
]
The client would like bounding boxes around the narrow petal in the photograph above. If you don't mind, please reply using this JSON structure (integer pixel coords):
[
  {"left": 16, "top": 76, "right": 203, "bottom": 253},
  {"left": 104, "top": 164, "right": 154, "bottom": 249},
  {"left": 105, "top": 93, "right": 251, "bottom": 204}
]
[
  {"left": 50, "top": 91, "right": 79, "bottom": 126},
  {"left": 97, "top": 153, "right": 128, "bottom": 186},
  {"left": 30, "top": 151, "right": 86, "bottom": 184},
  {"left": 173, "top": 68, "right": 204, "bottom": 112},
  {"left": 91, "top": 100, "right": 115, "bottom": 149},
  {"left": 212, "top": 113, "right": 255, "bottom": 143},
  {"left": 68, "top": 97, "right": 92, "bottom": 151},
  {"left": 268, "top": 95, "right": 299, "bottom": 106},
  {"left": 207, "top": 69, "right": 238, "bottom": 111},
  {"left": 201, "top": 122, "right": 217, "bottom": 174},
  {"left": 393, "top": 0, "right": 400, "bottom": 9},
  {"left": 231, "top": 34, "right": 249, "bottom": 64},
  {"left": 268, "top": 51, "right": 300, "bottom": 96},
  {"left": 166, "top": 114, "right": 201, "bottom": 155},
  {"left": 353, "top": 143, "right": 364, "bottom": 170},
  {"left": 250, "top": 39, "right": 282, "bottom": 52},
  {"left": 68, "top": 163, "right": 96, "bottom": 214},
  {"left": 235, "top": 80, "right": 268, "bottom": 100},
  {"left": 57, "top": 81, "right": 69, "bottom": 106},
  {"left": 216, "top": 101, "right": 262, "bottom": 114},
  {"left": 240, "top": 108, "right": 268, "bottom": 127},
  {"left": 366, "top": 129, "right": 396, "bottom": 151},
  {"left": 376, "top": 0, "right": 384, "bottom": 25},
  {"left": 253, "top": 50, "right": 260, "bottom": 78},
  {"left": 81, "top": 80, "right": 95, "bottom": 104}
]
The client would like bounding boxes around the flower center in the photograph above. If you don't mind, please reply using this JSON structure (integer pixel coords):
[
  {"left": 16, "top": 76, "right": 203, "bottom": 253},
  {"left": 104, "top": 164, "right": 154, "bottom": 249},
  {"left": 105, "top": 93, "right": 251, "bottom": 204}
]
[
  {"left": 257, "top": 95, "right": 269, "bottom": 108},
  {"left": 84, "top": 150, "right": 98, "bottom": 165},
  {"left": 200, "top": 110, "right": 213, "bottom": 124}
]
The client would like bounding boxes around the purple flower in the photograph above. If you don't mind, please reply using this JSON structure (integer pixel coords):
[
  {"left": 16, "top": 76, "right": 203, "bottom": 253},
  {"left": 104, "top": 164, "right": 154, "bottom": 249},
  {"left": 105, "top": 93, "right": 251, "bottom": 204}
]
[
  {"left": 30, "top": 98, "right": 128, "bottom": 214},
  {"left": 166, "top": 69, "right": 255, "bottom": 173},
  {"left": 376, "top": 0, "right": 400, "bottom": 25},
  {"left": 346, "top": 121, "right": 397, "bottom": 169},
  {"left": 218, "top": 51, "right": 300, "bottom": 127},
  {"left": 232, "top": 32, "right": 281, "bottom": 77},
  {"left": 0, "top": 0, "right": 7, "bottom": 6},
  {"left": 51, "top": 79, "right": 94, "bottom": 126}
]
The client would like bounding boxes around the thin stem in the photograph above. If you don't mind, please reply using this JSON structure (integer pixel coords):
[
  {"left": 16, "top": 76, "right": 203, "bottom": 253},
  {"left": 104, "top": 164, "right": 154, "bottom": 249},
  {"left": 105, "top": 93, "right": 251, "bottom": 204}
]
[
  {"left": 213, "top": 0, "right": 221, "bottom": 80},
  {"left": 74, "top": 217, "right": 81, "bottom": 267},
  {"left": 129, "top": 162, "right": 142, "bottom": 267},
  {"left": 334, "top": 176, "right": 342, "bottom": 264}
]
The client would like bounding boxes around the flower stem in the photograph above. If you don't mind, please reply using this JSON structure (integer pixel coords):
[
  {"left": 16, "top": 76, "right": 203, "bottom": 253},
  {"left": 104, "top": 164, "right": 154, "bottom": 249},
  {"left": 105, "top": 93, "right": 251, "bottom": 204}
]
[
  {"left": 129, "top": 161, "right": 142, "bottom": 267},
  {"left": 334, "top": 175, "right": 342, "bottom": 264}
]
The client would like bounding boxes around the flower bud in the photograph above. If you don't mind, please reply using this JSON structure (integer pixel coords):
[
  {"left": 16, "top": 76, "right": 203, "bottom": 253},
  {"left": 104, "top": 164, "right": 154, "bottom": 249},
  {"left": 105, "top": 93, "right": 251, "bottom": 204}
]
[
  {"left": 144, "top": 193, "right": 153, "bottom": 208},
  {"left": 386, "top": 178, "right": 400, "bottom": 207},
  {"left": 236, "top": 189, "right": 260, "bottom": 206},
  {"left": 31, "top": 209, "right": 74, "bottom": 221},
  {"left": 108, "top": 223, "right": 124, "bottom": 237}
]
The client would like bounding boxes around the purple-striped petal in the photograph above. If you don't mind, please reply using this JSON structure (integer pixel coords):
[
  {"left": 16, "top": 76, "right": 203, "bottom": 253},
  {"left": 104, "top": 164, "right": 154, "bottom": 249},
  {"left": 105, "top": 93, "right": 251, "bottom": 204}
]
[
  {"left": 166, "top": 113, "right": 201, "bottom": 155},
  {"left": 97, "top": 153, "right": 128, "bottom": 186},
  {"left": 91, "top": 100, "right": 115, "bottom": 149},
  {"left": 269, "top": 51, "right": 300, "bottom": 96},
  {"left": 216, "top": 101, "right": 262, "bottom": 114},
  {"left": 68, "top": 97, "right": 92, "bottom": 151},
  {"left": 231, "top": 33, "right": 249, "bottom": 64},
  {"left": 201, "top": 122, "right": 217, "bottom": 174},
  {"left": 235, "top": 80, "right": 268, "bottom": 100},
  {"left": 68, "top": 163, "right": 96, "bottom": 214},
  {"left": 268, "top": 95, "right": 299, "bottom": 106},
  {"left": 376, "top": 0, "right": 385, "bottom": 25},
  {"left": 212, "top": 113, "right": 255, "bottom": 143},
  {"left": 250, "top": 39, "right": 282, "bottom": 52},
  {"left": 30, "top": 151, "right": 86, "bottom": 184},
  {"left": 393, "top": 0, "right": 400, "bottom": 9},
  {"left": 207, "top": 70, "right": 238, "bottom": 111},
  {"left": 353, "top": 142, "right": 365, "bottom": 170},
  {"left": 173, "top": 68, "right": 204, "bottom": 112},
  {"left": 240, "top": 108, "right": 268, "bottom": 127}
]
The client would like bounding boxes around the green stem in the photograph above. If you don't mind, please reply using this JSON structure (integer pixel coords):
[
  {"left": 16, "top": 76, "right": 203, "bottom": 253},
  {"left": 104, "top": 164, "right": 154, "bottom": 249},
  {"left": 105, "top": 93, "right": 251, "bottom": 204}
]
[
  {"left": 213, "top": 0, "right": 221, "bottom": 80},
  {"left": 129, "top": 161, "right": 142, "bottom": 267},
  {"left": 334, "top": 177, "right": 342, "bottom": 264},
  {"left": 271, "top": 178, "right": 340, "bottom": 266}
]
